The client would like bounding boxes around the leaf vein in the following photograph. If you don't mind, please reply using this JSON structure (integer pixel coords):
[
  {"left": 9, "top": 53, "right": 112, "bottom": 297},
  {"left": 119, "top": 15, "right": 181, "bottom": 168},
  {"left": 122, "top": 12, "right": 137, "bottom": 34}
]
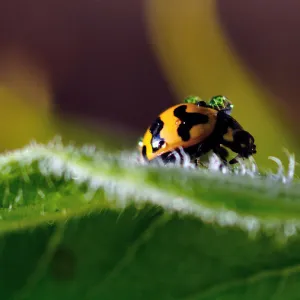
[
  {"left": 184, "top": 263, "right": 300, "bottom": 300},
  {"left": 11, "top": 223, "right": 65, "bottom": 300},
  {"left": 85, "top": 213, "right": 170, "bottom": 298}
]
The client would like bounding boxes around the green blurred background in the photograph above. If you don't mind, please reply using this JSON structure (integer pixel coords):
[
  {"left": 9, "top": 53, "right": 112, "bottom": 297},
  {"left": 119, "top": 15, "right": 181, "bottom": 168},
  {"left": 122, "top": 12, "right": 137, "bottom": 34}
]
[{"left": 1, "top": 0, "right": 299, "bottom": 172}]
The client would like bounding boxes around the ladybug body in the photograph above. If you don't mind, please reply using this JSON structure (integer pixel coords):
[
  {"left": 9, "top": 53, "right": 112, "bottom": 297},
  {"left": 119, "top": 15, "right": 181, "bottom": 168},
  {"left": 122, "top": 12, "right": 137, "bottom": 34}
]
[{"left": 139, "top": 96, "right": 256, "bottom": 165}]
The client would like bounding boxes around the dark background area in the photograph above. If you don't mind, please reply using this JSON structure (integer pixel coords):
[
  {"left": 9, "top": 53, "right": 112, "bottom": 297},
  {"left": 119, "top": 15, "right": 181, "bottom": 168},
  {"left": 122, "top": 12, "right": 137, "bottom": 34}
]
[{"left": 0, "top": 0, "right": 299, "bottom": 168}]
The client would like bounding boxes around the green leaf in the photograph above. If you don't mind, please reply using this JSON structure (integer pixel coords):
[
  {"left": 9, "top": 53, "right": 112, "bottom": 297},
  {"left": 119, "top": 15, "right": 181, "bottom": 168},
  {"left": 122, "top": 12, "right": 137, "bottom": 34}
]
[{"left": 1, "top": 140, "right": 300, "bottom": 300}]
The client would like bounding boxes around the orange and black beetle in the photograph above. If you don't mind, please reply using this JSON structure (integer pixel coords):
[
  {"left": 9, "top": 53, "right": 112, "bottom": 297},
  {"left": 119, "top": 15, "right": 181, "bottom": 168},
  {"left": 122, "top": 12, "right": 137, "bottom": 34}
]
[{"left": 138, "top": 95, "right": 256, "bottom": 165}]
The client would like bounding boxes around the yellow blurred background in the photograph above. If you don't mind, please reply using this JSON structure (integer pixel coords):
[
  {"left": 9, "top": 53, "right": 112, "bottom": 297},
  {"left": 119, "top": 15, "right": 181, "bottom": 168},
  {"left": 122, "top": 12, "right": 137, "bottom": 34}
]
[{"left": 0, "top": 0, "right": 299, "bottom": 173}]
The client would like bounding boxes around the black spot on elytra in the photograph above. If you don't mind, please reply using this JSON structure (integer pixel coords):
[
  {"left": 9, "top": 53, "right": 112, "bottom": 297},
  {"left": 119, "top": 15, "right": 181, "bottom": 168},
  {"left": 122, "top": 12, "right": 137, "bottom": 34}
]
[
  {"left": 149, "top": 117, "right": 165, "bottom": 152},
  {"left": 50, "top": 246, "right": 76, "bottom": 281},
  {"left": 174, "top": 105, "right": 209, "bottom": 141},
  {"left": 142, "top": 145, "right": 147, "bottom": 158},
  {"left": 149, "top": 117, "right": 164, "bottom": 136}
]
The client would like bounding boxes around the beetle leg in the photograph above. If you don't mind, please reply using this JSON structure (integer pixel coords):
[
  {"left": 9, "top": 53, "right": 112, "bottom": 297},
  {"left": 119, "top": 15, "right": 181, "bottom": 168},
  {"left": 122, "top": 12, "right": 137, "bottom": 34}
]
[
  {"left": 229, "top": 155, "right": 240, "bottom": 165},
  {"left": 213, "top": 145, "right": 230, "bottom": 165},
  {"left": 195, "top": 158, "right": 206, "bottom": 168}
]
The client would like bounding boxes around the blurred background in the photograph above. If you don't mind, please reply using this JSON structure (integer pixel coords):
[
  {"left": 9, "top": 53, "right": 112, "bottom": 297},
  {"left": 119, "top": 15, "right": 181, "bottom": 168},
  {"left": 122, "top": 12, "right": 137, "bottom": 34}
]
[{"left": 1, "top": 0, "right": 300, "bottom": 172}]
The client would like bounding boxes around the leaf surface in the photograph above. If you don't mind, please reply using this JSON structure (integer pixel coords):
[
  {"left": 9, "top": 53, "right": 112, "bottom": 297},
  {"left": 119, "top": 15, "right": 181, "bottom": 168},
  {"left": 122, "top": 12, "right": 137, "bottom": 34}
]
[{"left": 0, "top": 142, "right": 300, "bottom": 300}]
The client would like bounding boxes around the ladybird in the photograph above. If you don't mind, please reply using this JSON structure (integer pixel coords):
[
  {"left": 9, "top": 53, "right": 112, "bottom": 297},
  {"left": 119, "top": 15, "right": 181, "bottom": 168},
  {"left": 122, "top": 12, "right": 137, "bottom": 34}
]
[{"left": 139, "top": 95, "right": 256, "bottom": 165}]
